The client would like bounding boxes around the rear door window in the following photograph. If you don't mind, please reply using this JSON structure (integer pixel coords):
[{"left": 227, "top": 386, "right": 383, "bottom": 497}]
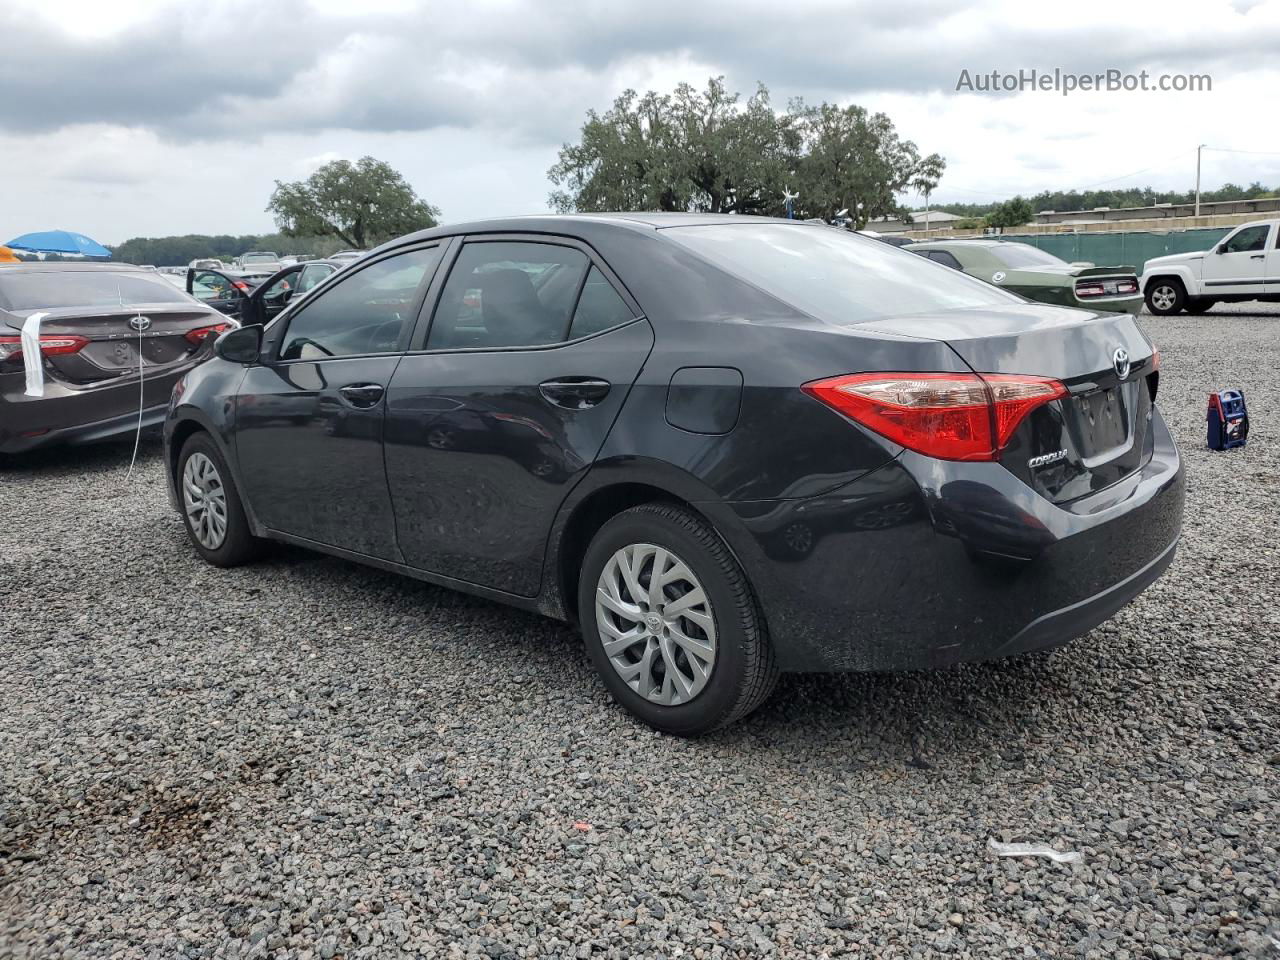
[
  {"left": 569, "top": 266, "right": 637, "bottom": 338},
  {"left": 427, "top": 241, "right": 590, "bottom": 349},
  {"left": 296, "top": 263, "right": 335, "bottom": 294}
]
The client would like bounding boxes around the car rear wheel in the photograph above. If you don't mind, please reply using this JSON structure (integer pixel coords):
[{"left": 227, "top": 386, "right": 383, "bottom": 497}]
[
  {"left": 578, "top": 503, "right": 778, "bottom": 736},
  {"left": 1185, "top": 299, "right": 1216, "bottom": 315},
  {"left": 178, "top": 433, "right": 260, "bottom": 567},
  {"left": 1145, "top": 279, "right": 1185, "bottom": 315}
]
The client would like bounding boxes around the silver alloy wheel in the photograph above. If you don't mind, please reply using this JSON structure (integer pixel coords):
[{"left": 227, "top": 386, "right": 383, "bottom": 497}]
[
  {"left": 594, "top": 543, "right": 717, "bottom": 706},
  {"left": 1150, "top": 284, "right": 1177, "bottom": 312},
  {"left": 182, "top": 451, "right": 228, "bottom": 550}
]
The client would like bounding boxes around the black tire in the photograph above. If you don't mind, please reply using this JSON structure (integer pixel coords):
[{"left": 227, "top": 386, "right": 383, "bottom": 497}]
[
  {"left": 1185, "top": 299, "right": 1216, "bottom": 315},
  {"left": 1145, "top": 278, "right": 1186, "bottom": 315},
  {"left": 577, "top": 503, "right": 778, "bottom": 736},
  {"left": 177, "top": 432, "right": 262, "bottom": 567}
]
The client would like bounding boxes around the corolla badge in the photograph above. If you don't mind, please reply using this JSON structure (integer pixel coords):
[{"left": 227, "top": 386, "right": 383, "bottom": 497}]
[
  {"left": 1112, "top": 346, "right": 1130, "bottom": 379},
  {"left": 128, "top": 315, "right": 152, "bottom": 333},
  {"left": 1028, "top": 449, "right": 1068, "bottom": 469}
]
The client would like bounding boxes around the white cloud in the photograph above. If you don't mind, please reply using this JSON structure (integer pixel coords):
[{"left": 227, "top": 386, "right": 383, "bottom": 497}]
[{"left": 1, "top": 0, "right": 1278, "bottom": 242}]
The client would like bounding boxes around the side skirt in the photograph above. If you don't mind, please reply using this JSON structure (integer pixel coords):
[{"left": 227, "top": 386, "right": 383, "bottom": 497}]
[{"left": 265, "top": 529, "right": 560, "bottom": 620}]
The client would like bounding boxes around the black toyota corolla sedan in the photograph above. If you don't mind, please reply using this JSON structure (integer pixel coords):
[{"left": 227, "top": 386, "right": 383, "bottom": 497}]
[{"left": 165, "top": 214, "right": 1184, "bottom": 735}]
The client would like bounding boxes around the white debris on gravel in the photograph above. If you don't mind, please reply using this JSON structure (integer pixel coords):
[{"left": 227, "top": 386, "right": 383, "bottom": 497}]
[
  {"left": 1, "top": 309, "right": 1277, "bottom": 958},
  {"left": 986, "top": 839, "right": 1082, "bottom": 865}
]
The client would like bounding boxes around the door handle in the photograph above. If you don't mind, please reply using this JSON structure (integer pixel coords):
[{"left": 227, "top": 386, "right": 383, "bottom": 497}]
[
  {"left": 338, "top": 383, "right": 385, "bottom": 408},
  {"left": 539, "top": 377, "right": 611, "bottom": 410},
  {"left": 1250, "top": 253, "right": 1265, "bottom": 260}
]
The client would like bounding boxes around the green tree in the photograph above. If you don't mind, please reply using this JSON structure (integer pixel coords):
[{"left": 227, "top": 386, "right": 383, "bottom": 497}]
[
  {"left": 789, "top": 100, "right": 942, "bottom": 228},
  {"left": 909, "top": 152, "right": 947, "bottom": 229},
  {"left": 985, "top": 195, "right": 1034, "bottom": 228},
  {"left": 266, "top": 156, "right": 440, "bottom": 250},
  {"left": 550, "top": 78, "right": 941, "bottom": 229},
  {"left": 109, "top": 232, "right": 349, "bottom": 266},
  {"left": 549, "top": 78, "right": 796, "bottom": 215}
]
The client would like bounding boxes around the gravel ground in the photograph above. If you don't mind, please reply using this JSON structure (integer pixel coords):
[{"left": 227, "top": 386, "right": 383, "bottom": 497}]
[{"left": 1, "top": 309, "right": 1277, "bottom": 959}]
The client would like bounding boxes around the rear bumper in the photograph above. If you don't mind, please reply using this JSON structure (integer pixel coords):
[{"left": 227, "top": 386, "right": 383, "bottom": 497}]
[
  {"left": 1077, "top": 294, "right": 1143, "bottom": 314},
  {"left": 1, "top": 368, "right": 184, "bottom": 454},
  {"left": 709, "top": 408, "right": 1184, "bottom": 672},
  {"left": 0, "top": 402, "right": 169, "bottom": 453}
]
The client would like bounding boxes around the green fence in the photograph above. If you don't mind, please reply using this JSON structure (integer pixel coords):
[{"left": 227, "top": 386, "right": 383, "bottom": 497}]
[{"left": 1001, "top": 228, "right": 1231, "bottom": 274}]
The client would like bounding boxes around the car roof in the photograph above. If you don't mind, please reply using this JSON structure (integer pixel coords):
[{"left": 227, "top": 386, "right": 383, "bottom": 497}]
[
  {"left": 379, "top": 212, "right": 824, "bottom": 252},
  {"left": 0, "top": 262, "right": 149, "bottom": 274}
]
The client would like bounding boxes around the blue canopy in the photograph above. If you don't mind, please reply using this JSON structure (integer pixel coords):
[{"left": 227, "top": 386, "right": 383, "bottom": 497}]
[{"left": 6, "top": 230, "right": 111, "bottom": 258}]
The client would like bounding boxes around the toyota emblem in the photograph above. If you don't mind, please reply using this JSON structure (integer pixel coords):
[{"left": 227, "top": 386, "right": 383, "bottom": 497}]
[
  {"left": 128, "top": 315, "right": 152, "bottom": 333},
  {"left": 1112, "top": 347, "right": 1130, "bottom": 380}
]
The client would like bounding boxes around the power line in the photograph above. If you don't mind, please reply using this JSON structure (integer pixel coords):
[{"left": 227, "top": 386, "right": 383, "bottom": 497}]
[
  {"left": 1202, "top": 146, "right": 1280, "bottom": 157},
  {"left": 928, "top": 145, "right": 1246, "bottom": 205},
  {"left": 1074, "top": 149, "right": 1197, "bottom": 191}
]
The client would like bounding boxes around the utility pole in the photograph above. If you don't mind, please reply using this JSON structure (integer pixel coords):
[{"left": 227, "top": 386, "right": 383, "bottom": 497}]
[
  {"left": 924, "top": 189, "right": 931, "bottom": 234},
  {"left": 1195, "top": 144, "right": 1205, "bottom": 217}
]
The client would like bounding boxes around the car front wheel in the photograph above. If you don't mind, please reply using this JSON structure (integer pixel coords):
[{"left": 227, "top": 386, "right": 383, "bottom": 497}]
[
  {"left": 178, "top": 433, "right": 261, "bottom": 567},
  {"left": 1145, "top": 279, "right": 1185, "bottom": 315},
  {"left": 578, "top": 503, "right": 778, "bottom": 736}
]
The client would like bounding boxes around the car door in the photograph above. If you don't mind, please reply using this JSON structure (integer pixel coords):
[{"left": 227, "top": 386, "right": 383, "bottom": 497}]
[
  {"left": 1267, "top": 225, "right": 1280, "bottom": 296},
  {"left": 187, "top": 268, "right": 245, "bottom": 317},
  {"left": 233, "top": 243, "right": 445, "bottom": 560},
  {"left": 1201, "top": 223, "right": 1272, "bottom": 296},
  {"left": 255, "top": 265, "right": 305, "bottom": 324},
  {"left": 384, "top": 236, "right": 654, "bottom": 596}
]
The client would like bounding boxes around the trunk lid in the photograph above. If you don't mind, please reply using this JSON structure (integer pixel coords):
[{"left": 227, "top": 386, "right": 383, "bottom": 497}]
[
  {"left": 857, "top": 303, "right": 1159, "bottom": 503},
  {"left": 4, "top": 305, "right": 224, "bottom": 384}
]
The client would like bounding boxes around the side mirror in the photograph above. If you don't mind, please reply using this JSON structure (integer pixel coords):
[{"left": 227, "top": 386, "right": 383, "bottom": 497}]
[
  {"left": 215, "top": 324, "right": 263, "bottom": 364},
  {"left": 1217, "top": 243, "right": 1229, "bottom": 254}
]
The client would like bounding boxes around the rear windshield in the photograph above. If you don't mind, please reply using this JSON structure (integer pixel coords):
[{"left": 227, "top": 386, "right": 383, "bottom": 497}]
[
  {"left": 0, "top": 271, "right": 193, "bottom": 311},
  {"left": 988, "top": 244, "right": 1067, "bottom": 269},
  {"left": 664, "top": 223, "right": 1017, "bottom": 323}
]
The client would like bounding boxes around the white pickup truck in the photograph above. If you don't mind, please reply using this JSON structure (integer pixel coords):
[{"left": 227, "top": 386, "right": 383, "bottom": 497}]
[{"left": 1141, "top": 218, "right": 1280, "bottom": 315}]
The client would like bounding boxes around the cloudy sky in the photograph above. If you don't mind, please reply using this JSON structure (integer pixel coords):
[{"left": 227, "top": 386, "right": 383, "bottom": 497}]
[{"left": 2, "top": 0, "right": 1278, "bottom": 244}]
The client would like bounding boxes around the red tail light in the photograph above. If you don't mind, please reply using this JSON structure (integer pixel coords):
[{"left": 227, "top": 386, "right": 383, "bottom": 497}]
[
  {"left": 0, "top": 334, "right": 90, "bottom": 361},
  {"left": 232, "top": 280, "right": 251, "bottom": 292},
  {"left": 184, "top": 323, "right": 233, "bottom": 346},
  {"left": 803, "top": 372, "right": 1069, "bottom": 462},
  {"left": 1076, "top": 279, "right": 1138, "bottom": 298}
]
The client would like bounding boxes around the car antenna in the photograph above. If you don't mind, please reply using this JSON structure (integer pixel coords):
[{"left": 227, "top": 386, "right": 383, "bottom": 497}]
[{"left": 123, "top": 281, "right": 147, "bottom": 481}]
